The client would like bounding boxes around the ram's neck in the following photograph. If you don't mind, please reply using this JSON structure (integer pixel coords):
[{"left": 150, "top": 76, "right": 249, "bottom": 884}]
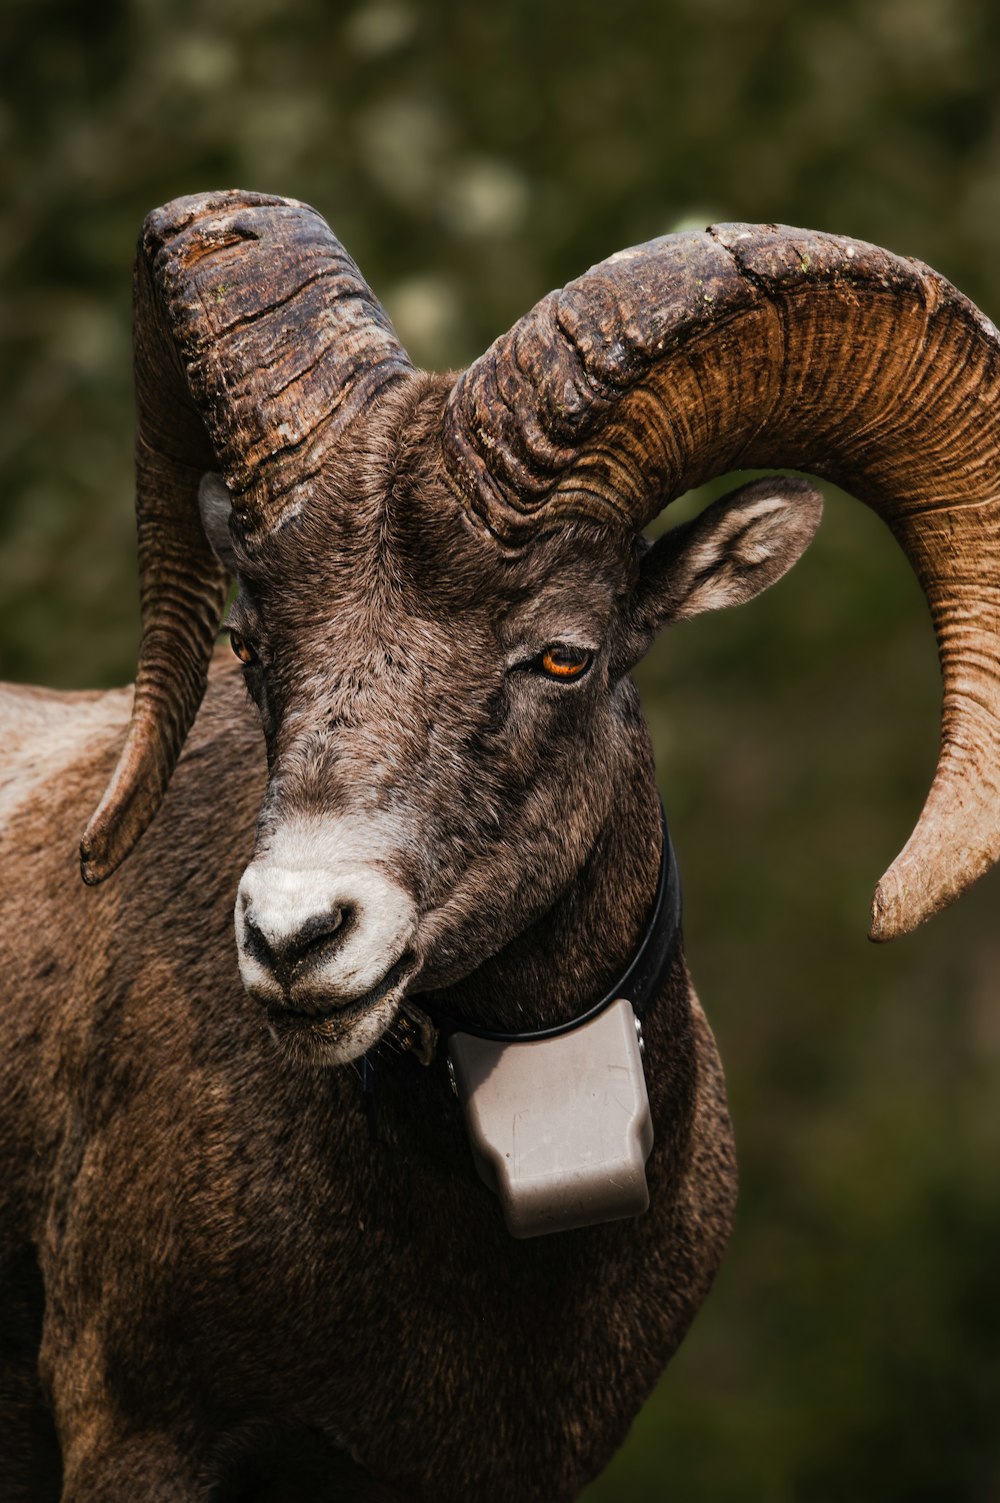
[
  {"left": 425, "top": 744, "right": 667, "bottom": 1036},
  {"left": 373, "top": 704, "right": 698, "bottom": 1171}
]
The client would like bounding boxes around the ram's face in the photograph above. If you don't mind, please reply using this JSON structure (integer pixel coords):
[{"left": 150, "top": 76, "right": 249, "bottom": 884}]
[
  {"left": 226, "top": 468, "right": 639, "bottom": 1065},
  {"left": 79, "top": 194, "right": 1000, "bottom": 1064}
]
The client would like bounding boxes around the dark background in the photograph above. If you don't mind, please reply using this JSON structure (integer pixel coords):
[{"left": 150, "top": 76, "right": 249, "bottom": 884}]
[{"left": 3, "top": 1, "right": 1000, "bottom": 1497}]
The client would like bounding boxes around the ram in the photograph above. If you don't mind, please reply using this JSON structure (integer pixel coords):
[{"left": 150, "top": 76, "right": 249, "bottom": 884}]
[{"left": 2, "top": 190, "right": 999, "bottom": 1502}]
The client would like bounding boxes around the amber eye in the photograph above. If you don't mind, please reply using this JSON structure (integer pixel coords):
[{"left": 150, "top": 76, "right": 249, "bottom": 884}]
[
  {"left": 537, "top": 645, "right": 593, "bottom": 680},
  {"left": 229, "top": 630, "right": 256, "bottom": 666}
]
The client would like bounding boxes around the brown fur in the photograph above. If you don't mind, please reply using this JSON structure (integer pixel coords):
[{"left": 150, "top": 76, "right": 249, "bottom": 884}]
[{"left": 0, "top": 380, "right": 828, "bottom": 1500}]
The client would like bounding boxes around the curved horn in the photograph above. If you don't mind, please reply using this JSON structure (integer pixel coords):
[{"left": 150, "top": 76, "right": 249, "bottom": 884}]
[
  {"left": 442, "top": 223, "right": 1000, "bottom": 942},
  {"left": 81, "top": 190, "right": 413, "bottom": 884}
]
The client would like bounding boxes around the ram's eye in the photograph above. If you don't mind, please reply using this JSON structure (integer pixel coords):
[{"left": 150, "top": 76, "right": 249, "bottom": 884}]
[
  {"left": 229, "top": 630, "right": 256, "bottom": 666},
  {"left": 537, "top": 645, "right": 593, "bottom": 680}
]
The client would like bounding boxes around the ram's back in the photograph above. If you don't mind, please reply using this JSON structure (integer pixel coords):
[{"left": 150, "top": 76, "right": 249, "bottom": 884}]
[
  {"left": 0, "top": 681, "right": 130, "bottom": 827},
  {"left": 0, "top": 658, "right": 264, "bottom": 1245}
]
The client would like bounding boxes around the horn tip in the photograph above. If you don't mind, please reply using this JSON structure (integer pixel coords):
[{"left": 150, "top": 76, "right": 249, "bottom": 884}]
[
  {"left": 79, "top": 826, "right": 119, "bottom": 886},
  {"left": 869, "top": 861, "right": 960, "bottom": 943},
  {"left": 868, "top": 889, "right": 900, "bottom": 944},
  {"left": 870, "top": 811, "right": 1000, "bottom": 942},
  {"left": 79, "top": 857, "right": 106, "bottom": 887},
  {"left": 80, "top": 786, "right": 143, "bottom": 886},
  {"left": 867, "top": 869, "right": 919, "bottom": 944}
]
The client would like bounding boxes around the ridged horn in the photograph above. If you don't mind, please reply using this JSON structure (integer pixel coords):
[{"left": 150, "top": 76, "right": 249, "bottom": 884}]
[
  {"left": 81, "top": 190, "right": 413, "bottom": 884},
  {"left": 442, "top": 222, "right": 1000, "bottom": 942}
]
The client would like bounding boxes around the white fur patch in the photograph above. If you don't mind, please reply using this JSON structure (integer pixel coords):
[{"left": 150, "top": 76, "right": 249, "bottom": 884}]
[
  {"left": 235, "top": 813, "right": 418, "bottom": 1043},
  {"left": 0, "top": 684, "right": 130, "bottom": 828}
]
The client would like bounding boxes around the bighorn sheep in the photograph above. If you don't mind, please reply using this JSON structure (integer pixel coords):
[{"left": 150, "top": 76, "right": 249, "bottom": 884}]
[{"left": 2, "top": 189, "right": 1000, "bottom": 1501}]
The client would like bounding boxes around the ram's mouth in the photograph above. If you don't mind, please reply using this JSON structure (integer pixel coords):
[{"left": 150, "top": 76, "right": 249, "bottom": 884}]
[{"left": 263, "top": 955, "right": 417, "bottom": 1065}]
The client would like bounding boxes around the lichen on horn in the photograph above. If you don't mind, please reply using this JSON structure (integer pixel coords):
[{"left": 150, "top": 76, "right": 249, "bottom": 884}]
[
  {"left": 80, "top": 190, "right": 414, "bottom": 884},
  {"left": 441, "top": 222, "right": 1000, "bottom": 942}
]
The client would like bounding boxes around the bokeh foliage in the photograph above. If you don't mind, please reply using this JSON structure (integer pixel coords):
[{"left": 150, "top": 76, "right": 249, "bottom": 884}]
[{"left": 3, "top": 0, "right": 1000, "bottom": 1496}]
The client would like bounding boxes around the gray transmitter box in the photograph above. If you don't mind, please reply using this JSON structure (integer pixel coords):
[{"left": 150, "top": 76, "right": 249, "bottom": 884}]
[{"left": 448, "top": 998, "right": 654, "bottom": 1238}]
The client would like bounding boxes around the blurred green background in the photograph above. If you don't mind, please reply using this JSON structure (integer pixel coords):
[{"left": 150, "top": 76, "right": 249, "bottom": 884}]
[{"left": 3, "top": 0, "right": 1000, "bottom": 1497}]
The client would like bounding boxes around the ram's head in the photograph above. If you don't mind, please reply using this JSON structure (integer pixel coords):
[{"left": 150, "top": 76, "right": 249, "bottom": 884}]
[{"left": 81, "top": 192, "right": 1000, "bottom": 1064}]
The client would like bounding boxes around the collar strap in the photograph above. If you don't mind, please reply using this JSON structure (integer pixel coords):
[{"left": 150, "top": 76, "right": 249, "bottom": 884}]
[{"left": 407, "top": 804, "right": 681, "bottom": 1052}]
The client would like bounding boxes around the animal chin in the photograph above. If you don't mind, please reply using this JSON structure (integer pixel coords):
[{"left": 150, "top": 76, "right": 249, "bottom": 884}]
[{"left": 262, "top": 956, "right": 416, "bottom": 1066}]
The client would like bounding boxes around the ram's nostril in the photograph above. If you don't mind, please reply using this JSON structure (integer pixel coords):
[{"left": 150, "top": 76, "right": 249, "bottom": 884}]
[
  {"left": 292, "top": 906, "right": 346, "bottom": 949},
  {"left": 242, "top": 906, "right": 353, "bottom": 991},
  {"left": 284, "top": 907, "right": 351, "bottom": 972},
  {"left": 242, "top": 915, "right": 279, "bottom": 975}
]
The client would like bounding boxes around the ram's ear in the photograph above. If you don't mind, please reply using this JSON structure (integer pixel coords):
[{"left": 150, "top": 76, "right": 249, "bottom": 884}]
[
  {"left": 197, "top": 473, "right": 238, "bottom": 575},
  {"left": 619, "top": 476, "right": 823, "bottom": 666}
]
